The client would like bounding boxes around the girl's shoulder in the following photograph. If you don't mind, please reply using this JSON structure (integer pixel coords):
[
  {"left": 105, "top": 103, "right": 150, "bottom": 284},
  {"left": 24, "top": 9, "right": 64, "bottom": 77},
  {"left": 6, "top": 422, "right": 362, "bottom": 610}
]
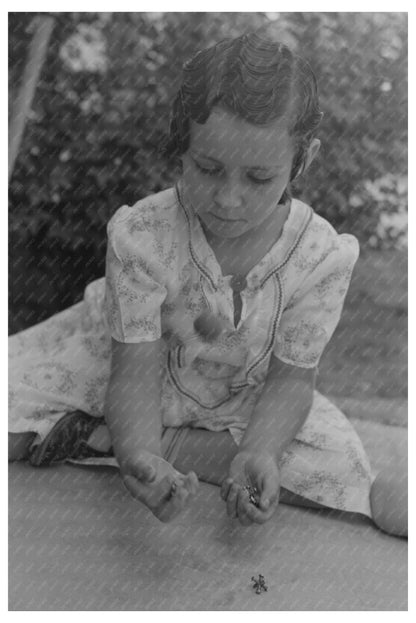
[
  {"left": 107, "top": 187, "right": 183, "bottom": 242},
  {"left": 293, "top": 198, "right": 359, "bottom": 269}
]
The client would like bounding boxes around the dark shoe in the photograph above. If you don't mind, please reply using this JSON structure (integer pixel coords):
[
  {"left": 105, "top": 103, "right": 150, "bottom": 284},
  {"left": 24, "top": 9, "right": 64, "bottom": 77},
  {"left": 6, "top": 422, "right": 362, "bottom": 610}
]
[{"left": 29, "top": 411, "right": 113, "bottom": 466}]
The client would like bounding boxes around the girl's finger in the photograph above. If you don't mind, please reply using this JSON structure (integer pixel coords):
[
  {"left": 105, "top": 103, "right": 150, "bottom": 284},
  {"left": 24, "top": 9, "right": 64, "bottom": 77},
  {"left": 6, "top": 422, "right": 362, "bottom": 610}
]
[
  {"left": 151, "top": 481, "right": 185, "bottom": 522},
  {"left": 156, "top": 478, "right": 194, "bottom": 523},
  {"left": 220, "top": 477, "right": 234, "bottom": 501},
  {"left": 237, "top": 491, "right": 254, "bottom": 526},
  {"left": 240, "top": 487, "right": 278, "bottom": 524},
  {"left": 129, "top": 458, "right": 157, "bottom": 484},
  {"left": 259, "top": 473, "right": 279, "bottom": 511},
  {"left": 122, "top": 473, "right": 145, "bottom": 501},
  {"left": 244, "top": 502, "right": 272, "bottom": 525},
  {"left": 226, "top": 482, "right": 240, "bottom": 519},
  {"left": 156, "top": 496, "right": 183, "bottom": 523},
  {"left": 170, "top": 480, "right": 189, "bottom": 506},
  {"left": 241, "top": 488, "right": 268, "bottom": 523},
  {"left": 184, "top": 470, "right": 199, "bottom": 494}
]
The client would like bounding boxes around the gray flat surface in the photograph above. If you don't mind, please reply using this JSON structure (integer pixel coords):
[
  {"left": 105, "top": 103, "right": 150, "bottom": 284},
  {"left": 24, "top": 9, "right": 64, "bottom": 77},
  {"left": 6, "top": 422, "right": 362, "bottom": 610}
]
[{"left": 9, "top": 419, "right": 407, "bottom": 611}]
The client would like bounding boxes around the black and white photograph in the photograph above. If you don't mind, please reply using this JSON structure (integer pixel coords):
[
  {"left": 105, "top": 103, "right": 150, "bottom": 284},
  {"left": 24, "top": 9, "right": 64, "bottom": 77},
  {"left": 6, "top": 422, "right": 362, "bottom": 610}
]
[{"left": 8, "top": 9, "right": 408, "bottom": 611}]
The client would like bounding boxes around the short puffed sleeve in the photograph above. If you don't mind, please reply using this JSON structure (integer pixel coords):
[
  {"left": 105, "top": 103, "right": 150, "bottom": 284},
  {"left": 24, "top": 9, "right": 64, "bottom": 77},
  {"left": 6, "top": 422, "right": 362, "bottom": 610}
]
[
  {"left": 105, "top": 205, "right": 168, "bottom": 343},
  {"left": 274, "top": 233, "right": 359, "bottom": 368}
]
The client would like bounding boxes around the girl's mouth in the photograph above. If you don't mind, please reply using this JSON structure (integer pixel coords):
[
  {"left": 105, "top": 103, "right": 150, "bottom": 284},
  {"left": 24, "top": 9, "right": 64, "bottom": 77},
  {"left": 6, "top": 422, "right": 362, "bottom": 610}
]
[{"left": 210, "top": 213, "right": 245, "bottom": 223}]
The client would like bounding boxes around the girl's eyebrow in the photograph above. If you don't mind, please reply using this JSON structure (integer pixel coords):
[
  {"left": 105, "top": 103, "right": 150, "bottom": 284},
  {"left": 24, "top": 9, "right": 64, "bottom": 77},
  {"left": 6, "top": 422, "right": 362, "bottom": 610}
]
[
  {"left": 190, "top": 151, "right": 221, "bottom": 164},
  {"left": 190, "top": 151, "right": 281, "bottom": 172}
]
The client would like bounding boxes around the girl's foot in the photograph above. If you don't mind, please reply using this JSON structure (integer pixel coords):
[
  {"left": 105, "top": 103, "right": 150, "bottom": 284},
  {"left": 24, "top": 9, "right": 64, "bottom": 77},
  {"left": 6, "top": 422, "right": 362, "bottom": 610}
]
[
  {"left": 29, "top": 411, "right": 112, "bottom": 466},
  {"left": 370, "top": 466, "right": 408, "bottom": 537}
]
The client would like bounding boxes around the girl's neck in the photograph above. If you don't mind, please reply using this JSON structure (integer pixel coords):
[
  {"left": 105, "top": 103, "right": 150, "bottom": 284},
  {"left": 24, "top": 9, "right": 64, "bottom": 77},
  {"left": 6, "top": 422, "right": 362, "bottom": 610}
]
[{"left": 200, "top": 200, "right": 291, "bottom": 276}]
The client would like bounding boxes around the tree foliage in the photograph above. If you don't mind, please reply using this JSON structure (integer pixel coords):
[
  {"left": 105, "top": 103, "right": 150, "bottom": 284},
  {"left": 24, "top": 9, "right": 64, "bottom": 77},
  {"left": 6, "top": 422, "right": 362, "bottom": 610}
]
[{"left": 9, "top": 12, "right": 407, "bottom": 331}]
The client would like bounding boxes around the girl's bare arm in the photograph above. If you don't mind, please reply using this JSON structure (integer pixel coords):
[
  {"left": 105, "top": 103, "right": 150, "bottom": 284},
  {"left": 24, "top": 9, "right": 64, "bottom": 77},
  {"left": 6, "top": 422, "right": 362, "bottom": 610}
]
[
  {"left": 239, "top": 356, "right": 316, "bottom": 462},
  {"left": 104, "top": 338, "right": 199, "bottom": 522},
  {"left": 104, "top": 338, "right": 164, "bottom": 465}
]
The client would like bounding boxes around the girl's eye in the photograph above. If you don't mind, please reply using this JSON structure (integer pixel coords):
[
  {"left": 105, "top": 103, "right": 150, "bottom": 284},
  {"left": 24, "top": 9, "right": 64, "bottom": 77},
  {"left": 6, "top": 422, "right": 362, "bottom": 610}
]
[
  {"left": 194, "top": 162, "right": 222, "bottom": 176},
  {"left": 248, "top": 176, "right": 274, "bottom": 186},
  {"left": 193, "top": 160, "right": 274, "bottom": 185}
]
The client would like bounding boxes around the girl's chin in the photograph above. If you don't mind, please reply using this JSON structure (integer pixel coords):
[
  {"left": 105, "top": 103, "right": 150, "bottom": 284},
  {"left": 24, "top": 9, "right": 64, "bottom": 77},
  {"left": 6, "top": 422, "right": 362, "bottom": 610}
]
[{"left": 198, "top": 214, "right": 249, "bottom": 239}]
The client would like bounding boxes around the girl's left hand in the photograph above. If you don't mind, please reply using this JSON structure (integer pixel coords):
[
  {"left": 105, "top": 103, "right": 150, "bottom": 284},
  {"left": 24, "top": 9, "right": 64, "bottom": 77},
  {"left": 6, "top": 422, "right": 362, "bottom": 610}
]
[{"left": 220, "top": 451, "right": 280, "bottom": 526}]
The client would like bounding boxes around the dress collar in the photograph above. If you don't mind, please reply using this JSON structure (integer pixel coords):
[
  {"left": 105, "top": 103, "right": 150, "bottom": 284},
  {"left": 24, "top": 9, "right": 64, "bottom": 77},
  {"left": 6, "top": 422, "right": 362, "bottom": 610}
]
[{"left": 175, "top": 180, "right": 312, "bottom": 291}]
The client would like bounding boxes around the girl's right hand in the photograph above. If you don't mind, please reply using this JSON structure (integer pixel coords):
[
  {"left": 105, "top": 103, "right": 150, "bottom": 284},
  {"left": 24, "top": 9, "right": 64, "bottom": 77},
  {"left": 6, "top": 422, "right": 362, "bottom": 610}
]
[{"left": 119, "top": 449, "right": 199, "bottom": 523}]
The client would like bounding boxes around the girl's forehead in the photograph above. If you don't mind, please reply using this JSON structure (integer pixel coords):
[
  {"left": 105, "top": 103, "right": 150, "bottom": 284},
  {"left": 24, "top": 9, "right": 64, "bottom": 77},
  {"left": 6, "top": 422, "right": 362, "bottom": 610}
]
[{"left": 189, "top": 107, "right": 293, "bottom": 164}]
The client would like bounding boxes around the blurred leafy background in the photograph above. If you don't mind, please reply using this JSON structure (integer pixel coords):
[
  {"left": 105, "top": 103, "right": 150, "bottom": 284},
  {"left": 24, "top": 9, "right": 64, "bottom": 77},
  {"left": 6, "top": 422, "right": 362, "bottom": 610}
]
[{"left": 9, "top": 13, "right": 407, "bottom": 384}]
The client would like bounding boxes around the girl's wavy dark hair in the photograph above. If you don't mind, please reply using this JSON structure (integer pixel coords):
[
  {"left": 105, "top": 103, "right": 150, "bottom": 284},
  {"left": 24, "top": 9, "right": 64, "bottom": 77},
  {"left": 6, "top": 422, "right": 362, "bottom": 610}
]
[{"left": 162, "top": 32, "right": 323, "bottom": 188}]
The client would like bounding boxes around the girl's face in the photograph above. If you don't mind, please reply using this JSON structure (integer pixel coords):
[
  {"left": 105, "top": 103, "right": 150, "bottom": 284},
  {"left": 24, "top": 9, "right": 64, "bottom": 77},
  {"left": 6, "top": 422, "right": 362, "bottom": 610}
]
[{"left": 181, "top": 106, "right": 295, "bottom": 240}]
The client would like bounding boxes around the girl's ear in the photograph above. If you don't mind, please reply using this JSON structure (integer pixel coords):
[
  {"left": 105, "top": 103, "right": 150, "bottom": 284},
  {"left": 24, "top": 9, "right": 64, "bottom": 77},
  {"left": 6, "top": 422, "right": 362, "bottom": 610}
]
[
  {"left": 291, "top": 138, "right": 321, "bottom": 180},
  {"left": 302, "top": 138, "right": 321, "bottom": 174}
]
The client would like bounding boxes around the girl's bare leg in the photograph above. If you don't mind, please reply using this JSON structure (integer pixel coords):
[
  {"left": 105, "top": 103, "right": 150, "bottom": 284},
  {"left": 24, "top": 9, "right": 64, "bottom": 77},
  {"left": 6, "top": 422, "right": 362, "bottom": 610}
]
[
  {"left": 8, "top": 425, "right": 323, "bottom": 510},
  {"left": 12, "top": 424, "right": 408, "bottom": 535},
  {"left": 87, "top": 425, "right": 323, "bottom": 508},
  {"left": 170, "top": 428, "right": 325, "bottom": 509},
  {"left": 87, "top": 423, "right": 112, "bottom": 452}
]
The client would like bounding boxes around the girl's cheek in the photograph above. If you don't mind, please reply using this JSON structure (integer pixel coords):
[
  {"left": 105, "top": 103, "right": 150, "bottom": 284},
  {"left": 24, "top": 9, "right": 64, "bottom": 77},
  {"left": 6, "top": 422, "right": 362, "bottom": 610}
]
[
  {"left": 185, "top": 177, "right": 214, "bottom": 210},
  {"left": 198, "top": 178, "right": 220, "bottom": 199}
]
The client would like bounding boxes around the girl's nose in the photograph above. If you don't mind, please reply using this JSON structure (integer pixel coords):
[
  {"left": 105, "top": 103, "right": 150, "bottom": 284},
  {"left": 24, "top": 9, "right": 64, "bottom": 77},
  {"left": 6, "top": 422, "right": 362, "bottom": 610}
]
[{"left": 214, "top": 177, "right": 243, "bottom": 211}]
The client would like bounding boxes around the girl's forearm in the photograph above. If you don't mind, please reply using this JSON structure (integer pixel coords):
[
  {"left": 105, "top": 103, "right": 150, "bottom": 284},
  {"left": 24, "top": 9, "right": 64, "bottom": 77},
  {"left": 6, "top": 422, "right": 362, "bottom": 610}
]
[
  {"left": 104, "top": 340, "right": 164, "bottom": 460},
  {"left": 105, "top": 377, "right": 162, "bottom": 459},
  {"left": 239, "top": 361, "right": 315, "bottom": 462}
]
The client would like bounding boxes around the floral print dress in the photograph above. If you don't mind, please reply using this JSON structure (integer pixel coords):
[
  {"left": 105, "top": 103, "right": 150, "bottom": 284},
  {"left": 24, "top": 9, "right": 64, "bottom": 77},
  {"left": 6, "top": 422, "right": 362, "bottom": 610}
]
[{"left": 9, "top": 182, "right": 374, "bottom": 517}]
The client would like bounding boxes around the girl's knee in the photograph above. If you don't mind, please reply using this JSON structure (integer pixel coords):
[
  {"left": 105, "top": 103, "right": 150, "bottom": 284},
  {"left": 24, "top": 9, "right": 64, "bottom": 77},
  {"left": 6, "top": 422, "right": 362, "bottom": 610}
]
[
  {"left": 370, "top": 466, "right": 408, "bottom": 537},
  {"left": 8, "top": 432, "right": 36, "bottom": 462}
]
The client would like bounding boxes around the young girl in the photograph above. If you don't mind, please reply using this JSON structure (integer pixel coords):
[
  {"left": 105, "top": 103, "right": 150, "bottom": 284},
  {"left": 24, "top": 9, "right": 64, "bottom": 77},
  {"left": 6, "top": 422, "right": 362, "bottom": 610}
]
[{"left": 9, "top": 33, "right": 407, "bottom": 535}]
